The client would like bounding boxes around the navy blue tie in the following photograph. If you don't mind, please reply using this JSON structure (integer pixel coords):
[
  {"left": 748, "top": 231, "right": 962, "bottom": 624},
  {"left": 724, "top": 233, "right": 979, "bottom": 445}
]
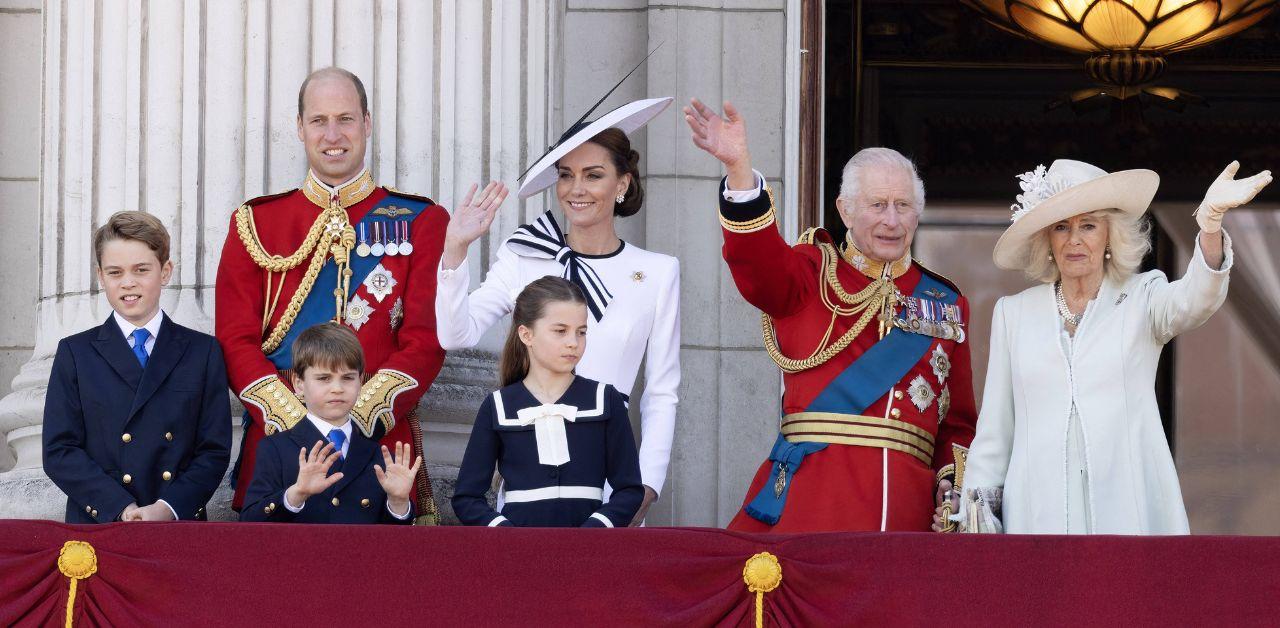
[
  {"left": 327, "top": 428, "right": 347, "bottom": 464},
  {"left": 130, "top": 328, "right": 150, "bottom": 367}
]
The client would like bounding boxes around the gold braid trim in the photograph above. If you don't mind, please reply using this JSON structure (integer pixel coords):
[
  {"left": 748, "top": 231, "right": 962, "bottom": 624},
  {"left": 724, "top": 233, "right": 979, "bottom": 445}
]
[
  {"left": 351, "top": 369, "right": 419, "bottom": 437},
  {"left": 235, "top": 200, "right": 356, "bottom": 354},
  {"left": 234, "top": 204, "right": 330, "bottom": 273},
  {"left": 762, "top": 241, "right": 900, "bottom": 373},
  {"left": 240, "top": 375, "right": 308, "bottom": 435}
]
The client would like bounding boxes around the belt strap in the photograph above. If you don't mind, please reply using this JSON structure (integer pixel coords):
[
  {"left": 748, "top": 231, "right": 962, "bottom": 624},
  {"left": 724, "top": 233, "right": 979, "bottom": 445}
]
[
  {"left": 780, "top": 412, "right": 935, "bottom": 466},
  {"left": 504, "top": 486, "right": 603, "bottom": 503}
]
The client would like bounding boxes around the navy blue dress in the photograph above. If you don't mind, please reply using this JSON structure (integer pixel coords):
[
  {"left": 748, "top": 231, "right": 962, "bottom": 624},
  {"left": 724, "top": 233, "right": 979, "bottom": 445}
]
[{"left": 452, "top": 376, "right": 642, "bottom": 527}]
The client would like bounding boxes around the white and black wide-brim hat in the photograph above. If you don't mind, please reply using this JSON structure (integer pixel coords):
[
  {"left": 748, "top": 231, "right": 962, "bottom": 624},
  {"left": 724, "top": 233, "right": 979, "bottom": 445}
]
[
  {"left": 992, "top": 159, "right": 1159, "bottom": 271},
  {"left": 517, "top": 96, "right": 673, "bottom": 199}
]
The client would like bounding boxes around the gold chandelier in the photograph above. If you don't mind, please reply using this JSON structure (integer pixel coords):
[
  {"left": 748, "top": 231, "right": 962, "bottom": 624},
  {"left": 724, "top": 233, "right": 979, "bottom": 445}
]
[{"left": 964, "top": 1, "right": 1277, "bottom": 86}]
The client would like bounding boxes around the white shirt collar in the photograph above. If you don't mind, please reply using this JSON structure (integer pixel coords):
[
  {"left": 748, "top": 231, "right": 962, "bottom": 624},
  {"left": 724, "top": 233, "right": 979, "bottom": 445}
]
[
  {"left": 308, "top": 168, "right": 368, "bottom": 196},
  {"left": 305, "top": 413, "right": 353, "bottom": 452},
  {"left": 113, "top": 309, "right": 164, "bottom": 342}
]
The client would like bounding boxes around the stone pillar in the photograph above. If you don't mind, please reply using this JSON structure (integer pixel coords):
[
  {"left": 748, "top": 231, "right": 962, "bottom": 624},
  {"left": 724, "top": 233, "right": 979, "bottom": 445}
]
[{"left": 0, "top": 0, "right": 557, "bottom": 521}]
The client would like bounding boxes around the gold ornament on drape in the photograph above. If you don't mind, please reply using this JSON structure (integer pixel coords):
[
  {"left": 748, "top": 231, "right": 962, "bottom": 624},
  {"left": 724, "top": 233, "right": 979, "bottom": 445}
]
[
  {"left": 57, "top": 540, "right": 98, "bottom": 628},
  {"left": 742, "top": 552, "right": 783, "bottom": 628}
]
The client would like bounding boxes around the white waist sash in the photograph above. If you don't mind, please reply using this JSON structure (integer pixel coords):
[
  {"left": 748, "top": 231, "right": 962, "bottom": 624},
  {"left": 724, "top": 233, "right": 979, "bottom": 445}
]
[{"left": 504, "top": 486, "right": 603, "bottom": 503}]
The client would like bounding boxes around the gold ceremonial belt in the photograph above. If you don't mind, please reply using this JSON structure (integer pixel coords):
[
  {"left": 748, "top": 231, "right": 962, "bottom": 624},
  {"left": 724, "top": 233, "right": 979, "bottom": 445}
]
[{"left": 780, "top": 412, "right": 935, "bottom": 466}]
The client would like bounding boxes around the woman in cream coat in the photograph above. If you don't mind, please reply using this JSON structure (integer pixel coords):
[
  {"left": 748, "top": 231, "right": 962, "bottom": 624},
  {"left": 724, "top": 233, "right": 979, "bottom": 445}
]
[{"left": 950, "top": 159, "right": 1270, "bottom": 535}]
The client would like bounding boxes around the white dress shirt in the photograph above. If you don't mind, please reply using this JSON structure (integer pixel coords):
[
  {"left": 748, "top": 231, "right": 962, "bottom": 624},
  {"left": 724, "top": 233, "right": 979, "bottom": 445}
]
[{"left": 113, "top": 309, "right": 164, "bottom": 355}]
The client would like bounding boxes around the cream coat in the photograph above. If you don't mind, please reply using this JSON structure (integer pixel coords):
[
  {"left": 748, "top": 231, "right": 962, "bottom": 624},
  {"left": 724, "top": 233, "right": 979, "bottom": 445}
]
[{"left": 964, "top": 235, "right": 1232, "bottom": 534}]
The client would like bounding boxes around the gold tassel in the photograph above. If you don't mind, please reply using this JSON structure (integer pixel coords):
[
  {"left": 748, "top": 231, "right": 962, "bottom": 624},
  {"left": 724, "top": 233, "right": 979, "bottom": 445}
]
[
  {"left": 742, "top": 552, "right": 782, "bottom": 628},
  {"left": 57, "top": 540, "right": 98, "bottom": 628}
]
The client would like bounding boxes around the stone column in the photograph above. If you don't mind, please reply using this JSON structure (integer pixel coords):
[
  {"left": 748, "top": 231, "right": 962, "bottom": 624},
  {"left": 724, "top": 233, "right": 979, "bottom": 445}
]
[{"left": 0, "top": 0, "right": 557, "bottom": 521}]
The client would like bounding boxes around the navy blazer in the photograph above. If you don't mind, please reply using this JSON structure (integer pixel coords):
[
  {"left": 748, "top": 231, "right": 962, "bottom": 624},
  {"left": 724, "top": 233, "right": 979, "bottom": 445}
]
[
  {"left": 43, "top": 313, "right": 232, "bottom": 523},
  {"left": 452, "top": 376, "right": 643, "bottom": 528},
  {"left": 240, "top": 418, "right": 414, "bottom": 524}
]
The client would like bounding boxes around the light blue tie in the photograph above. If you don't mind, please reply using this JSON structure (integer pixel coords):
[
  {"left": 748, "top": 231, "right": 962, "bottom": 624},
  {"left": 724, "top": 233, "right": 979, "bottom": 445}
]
[
  {"left": 130, "top": 328, "right": 151, "bottom": 367},
  {"left": 327, "top": 428, "right": 347, "bottom": 463}
]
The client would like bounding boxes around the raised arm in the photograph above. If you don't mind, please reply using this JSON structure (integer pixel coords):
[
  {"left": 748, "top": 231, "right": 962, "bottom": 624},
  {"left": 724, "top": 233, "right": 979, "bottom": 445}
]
[
  {"left": 685, "top": 98, "right": 816, "bottom": 318},
  {"left": 1149, "top": 161, "right": 1270, "bottom": 343}
]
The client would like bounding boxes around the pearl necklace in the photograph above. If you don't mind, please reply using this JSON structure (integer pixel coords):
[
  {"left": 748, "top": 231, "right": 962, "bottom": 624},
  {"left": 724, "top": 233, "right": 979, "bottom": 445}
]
[{"left": 1054, "top": 281, "right": 1083, "bottom": 327}]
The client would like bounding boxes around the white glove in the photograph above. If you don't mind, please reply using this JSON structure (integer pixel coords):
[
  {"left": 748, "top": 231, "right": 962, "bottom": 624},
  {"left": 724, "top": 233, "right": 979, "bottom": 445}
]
[{"left": 1196, "top": 160, "right": 1273, "bottom": 234}]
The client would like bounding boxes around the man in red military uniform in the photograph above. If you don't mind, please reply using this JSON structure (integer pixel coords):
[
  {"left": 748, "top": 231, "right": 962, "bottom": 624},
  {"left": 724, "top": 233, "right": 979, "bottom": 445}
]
[
  {"left": 217, "top": 67, "right": 454, "bottom": 522},
  {"left": 684, "top": 99, "right": 977, "bottom": 532}
]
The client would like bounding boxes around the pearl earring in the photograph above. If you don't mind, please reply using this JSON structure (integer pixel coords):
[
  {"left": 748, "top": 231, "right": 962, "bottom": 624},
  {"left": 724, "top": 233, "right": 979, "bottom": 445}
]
[
  {"left": 616, "top": 193, "right": 626, "bottom": 204},
  {"left": 1105, "top": 247, "right": 1112, "bottom": 260},
  {"left": 1048, "top": 254, "right": 1054, "bottom": 262}
]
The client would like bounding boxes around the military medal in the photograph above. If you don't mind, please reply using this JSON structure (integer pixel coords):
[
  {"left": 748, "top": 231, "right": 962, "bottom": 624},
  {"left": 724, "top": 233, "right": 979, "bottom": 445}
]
[
  {"left": 385, "top": 220, "right": 400, "bottom": 256},
  {"left": 356, "top": 223, "right": 371, "bottom": 257},
  {"left": 773, "top": 463, "right": 788, "bottom": 498},
  {"left": 345, "top": 294, "right": 374, "bottom": 331},
  {"left": 389, "top": 296, "right": 404, "bottom": 331},
  {"left": 363, "top": 264, "right": 397, "bottom": 303},
  {"left": 399, "top": 222, "right": 414, "bottom": 257},
  {"left": 370, "top": 222, "right": 385, "bottom": 257},
  {"left": 930, "top": 345, "right": 951, "bottom": 384},
  {"left": 908, "top": 374, "right": 936, "bottom": 412},
  {"left": 894, "top": 295, "right": 966, "bottom": 343}
]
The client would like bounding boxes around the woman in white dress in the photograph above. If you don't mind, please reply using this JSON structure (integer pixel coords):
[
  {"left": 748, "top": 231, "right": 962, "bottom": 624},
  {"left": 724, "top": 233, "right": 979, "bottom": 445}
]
[
  {"left": 436, "top": 97, "right": 680, "bottom": 525},
  {"left": 947, "top": 159, "right": 1270, "bottom": 535}
]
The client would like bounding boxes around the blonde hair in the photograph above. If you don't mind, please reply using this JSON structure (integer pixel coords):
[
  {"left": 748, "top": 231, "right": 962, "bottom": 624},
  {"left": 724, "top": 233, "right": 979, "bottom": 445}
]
[{"left": 1024, "top": 209, "right": 1152, "bottom": 284}]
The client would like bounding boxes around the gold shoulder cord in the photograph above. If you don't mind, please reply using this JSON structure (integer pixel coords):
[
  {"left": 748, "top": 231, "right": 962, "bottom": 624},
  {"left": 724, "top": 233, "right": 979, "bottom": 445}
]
[
  {"left": 234, "top": 199, "right": 356, "bottom": 355},
  {"left": 761, "top": 242, "right": 899, "bottom": 373}
]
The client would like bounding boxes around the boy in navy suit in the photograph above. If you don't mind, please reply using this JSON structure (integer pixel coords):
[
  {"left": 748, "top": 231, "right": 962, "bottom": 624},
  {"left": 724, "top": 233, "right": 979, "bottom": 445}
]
[
  {"left": 43, "top": 211, "right": 232, "bottom": 523},
  {"left": 241, "top": 323, "right": 420, "bottom": 524}
]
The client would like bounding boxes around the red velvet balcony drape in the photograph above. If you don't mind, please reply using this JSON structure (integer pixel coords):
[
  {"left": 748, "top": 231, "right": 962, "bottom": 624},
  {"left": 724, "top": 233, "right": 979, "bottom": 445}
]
[{"left": 1, "top": 520, "right": 1276, "bottom": 627}]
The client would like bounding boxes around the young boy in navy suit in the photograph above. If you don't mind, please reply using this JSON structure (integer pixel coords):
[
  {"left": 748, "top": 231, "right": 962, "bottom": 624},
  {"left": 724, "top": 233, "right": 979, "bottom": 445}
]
[
  {"left": 241, "top": 323, "right": 420, "bottom": 524},
  {"left": 43, "top": 211, "right": 232, "bottom": 523}
]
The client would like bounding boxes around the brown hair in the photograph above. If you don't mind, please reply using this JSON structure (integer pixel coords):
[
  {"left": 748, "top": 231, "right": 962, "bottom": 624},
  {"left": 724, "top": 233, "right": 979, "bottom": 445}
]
[
  {"left": 498, "top": 277, "right": 588, "bottom": 387},
  {"left": 585, "top": 128, "right": 645, "bottom": 217},
  {"left": 297, "top": 66, "right": 369, "bottom": 118},
  {"left": 93, "top": 211, "right": 171, "bottom": 267},
  {"left": 292, "top": 323, "right": 365, "bottom": 377}
]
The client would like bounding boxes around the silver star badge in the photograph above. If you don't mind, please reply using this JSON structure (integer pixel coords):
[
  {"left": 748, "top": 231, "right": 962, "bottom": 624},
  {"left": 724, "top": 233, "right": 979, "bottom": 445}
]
[
  {"left": 363, "top": 264, "right": 397, "bottom": 303},
  {"left": 930, "top": 345, "right": 951, "bottom": 384},
  {"left": 345, "top": 294, "right": 374, "bottom": 331},
  {"left": 908, "top": 374, "right": 936, "bottom": 412}
]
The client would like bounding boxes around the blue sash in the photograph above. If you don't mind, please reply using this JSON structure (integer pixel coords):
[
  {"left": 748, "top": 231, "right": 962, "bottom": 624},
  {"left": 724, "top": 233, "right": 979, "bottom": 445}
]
[
  {"left": 265, "top": 195, "right": 429, "bottom": 370},
  {"left": 743, "top": 271, "right": 957, "bottom": 525}
]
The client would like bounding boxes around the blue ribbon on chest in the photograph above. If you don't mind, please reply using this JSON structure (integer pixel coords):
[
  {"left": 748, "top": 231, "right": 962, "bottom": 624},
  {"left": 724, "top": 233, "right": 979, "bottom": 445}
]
[{"left": 266, "top": 196, "right": 429, "bottom": 369}]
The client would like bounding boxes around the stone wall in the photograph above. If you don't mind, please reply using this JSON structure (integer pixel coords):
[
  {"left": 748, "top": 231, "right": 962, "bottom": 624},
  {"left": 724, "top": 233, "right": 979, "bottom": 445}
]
[{"left": 0, "top": 0, "right": 801, "bottom": 528}]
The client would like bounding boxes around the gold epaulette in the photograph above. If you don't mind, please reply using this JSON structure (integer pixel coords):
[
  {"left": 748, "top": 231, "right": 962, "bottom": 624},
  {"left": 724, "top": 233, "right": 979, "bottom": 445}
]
[
  {"left": 350, "top": 369, "right": 419, "bottom": 437},
  {"left": 796, "top": 227, "right": 821, "bottom": 246},
  {"left": 720, "top": 186, "right": 778, "bottom": 233},
  {"left": 240, "top": 375, "right": 307, "bottom": 434}
]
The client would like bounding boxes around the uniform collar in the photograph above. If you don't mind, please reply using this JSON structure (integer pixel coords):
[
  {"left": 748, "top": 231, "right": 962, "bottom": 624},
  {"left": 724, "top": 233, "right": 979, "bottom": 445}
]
[
  {"left": 841, "top": 234, "right": 911, "bottom": 280},
  {"left": 112, "top": 309, "right": 165, "bottom": 343},
  {"left": 302, "top": 168, "right": 376, "bottom": 210}
]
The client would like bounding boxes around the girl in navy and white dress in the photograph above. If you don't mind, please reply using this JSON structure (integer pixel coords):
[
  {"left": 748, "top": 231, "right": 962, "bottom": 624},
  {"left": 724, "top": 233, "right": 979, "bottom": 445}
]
[
  {"left": 452, "top": 276, "right": 643, "bottom": 528},
  {"left": 436, "top": 97, "right": 679, "bottom": 524}
]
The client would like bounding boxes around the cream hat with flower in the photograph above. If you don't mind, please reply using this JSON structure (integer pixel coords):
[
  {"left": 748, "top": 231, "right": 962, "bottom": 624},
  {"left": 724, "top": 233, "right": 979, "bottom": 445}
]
[{"left": 993, "top": 159, "right": 1159, "bottom": 271}]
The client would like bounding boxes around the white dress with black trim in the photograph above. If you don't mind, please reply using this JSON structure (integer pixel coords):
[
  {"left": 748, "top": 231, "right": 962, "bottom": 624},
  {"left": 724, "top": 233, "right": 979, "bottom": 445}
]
[
  {"left": 436, "top": 213, "right": 681, "bottom": 496},
  {"left": 451, "top": 376, "right": 644, "bottom": 527}
]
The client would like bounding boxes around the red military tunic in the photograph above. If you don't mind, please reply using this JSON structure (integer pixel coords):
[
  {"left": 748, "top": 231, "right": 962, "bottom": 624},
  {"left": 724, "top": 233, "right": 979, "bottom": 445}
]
[
  {"left": 718, "top": 183, "right": 977, "bottom": 533},
  {"left": 216, "top": 169, "right": 448, "bottom": 519}
]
